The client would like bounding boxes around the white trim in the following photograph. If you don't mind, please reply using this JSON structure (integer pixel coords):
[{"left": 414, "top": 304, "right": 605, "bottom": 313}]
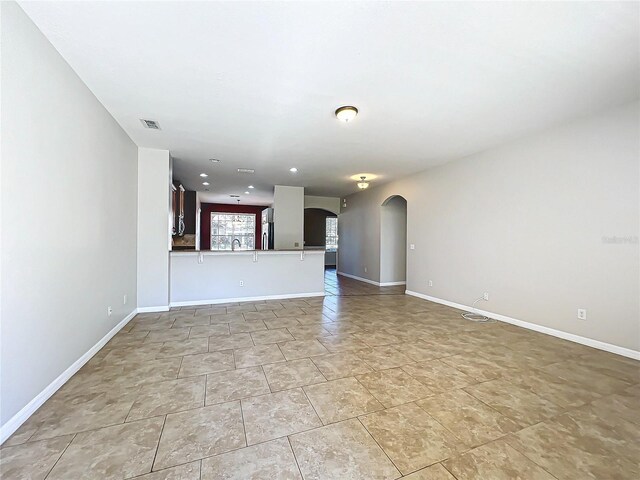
[
  {"left": 170, "top": 291, "right": 326, "bottom": 307},
  {"left": 0, "top": 309, "right": 138, "bottom": 445},
  {"left": 137, "top": 305, "right": 170, "bottom": 313},
  {"left": 337, "top": 271, "right": 380, "bottom": 286},
  {"left": 379, "top": 281, "right": 406, "bottom": 287},
  {"left": 405, "top": 290, "right": 640, "bottom": 360}
]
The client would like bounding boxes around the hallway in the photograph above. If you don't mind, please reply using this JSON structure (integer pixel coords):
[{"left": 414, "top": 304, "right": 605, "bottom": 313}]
[{"left": 324, "top": 268, "right": 405, "bottom": 297}]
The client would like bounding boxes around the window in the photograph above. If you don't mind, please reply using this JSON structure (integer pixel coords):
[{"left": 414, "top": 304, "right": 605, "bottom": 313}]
[
  {"left": 210, "top": 212, "right": 256, "bottom": 251},
  {"left": 326, "top": 216, "right": 338, "bottom": 250}
]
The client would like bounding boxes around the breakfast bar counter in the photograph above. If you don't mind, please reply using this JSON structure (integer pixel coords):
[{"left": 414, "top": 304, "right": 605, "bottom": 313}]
[{"left": 169, "top": 249, "right": 325, "bottom": 306}]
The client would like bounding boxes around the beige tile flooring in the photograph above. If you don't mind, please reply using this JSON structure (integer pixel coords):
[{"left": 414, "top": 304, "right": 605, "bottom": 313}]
[{"left": 2, "top": 272, "right": 639, "bottom": 479}]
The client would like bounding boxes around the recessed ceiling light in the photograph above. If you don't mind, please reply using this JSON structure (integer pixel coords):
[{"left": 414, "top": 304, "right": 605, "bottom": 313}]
[
  {"left": 202, "top": 182, "right": 210, "bottom": 186},
  {"left": 289, "top": 167, "right": 298, "bottom": 173},
  {"left": 210, "top": 158, "right": 221, "bottom": 163},
  {"left": 244, "top": 191, "right": 250, "bottom": 195},
  {"left": 248, "top": 185, "right": 254, "bottom": 189},
  {"left": 200, "top": 173, "right": 208, "bottom": 178},
  {"left": 335, "top": 106, "right": 358, "bottom": 123}
]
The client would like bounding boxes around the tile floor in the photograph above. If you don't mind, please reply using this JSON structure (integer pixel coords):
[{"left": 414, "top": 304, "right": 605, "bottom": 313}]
[{"left": 1, "top": 269, "right": 638, "bottom": 479}]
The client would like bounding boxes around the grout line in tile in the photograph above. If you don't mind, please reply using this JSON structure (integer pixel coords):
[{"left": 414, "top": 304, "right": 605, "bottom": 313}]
[
  {"left": 286, "top": 436, "right": 305, "bottom": 479},
  {"left": 238, "top": 399, "right": 249, "bottom": 449},
  {"left": 355, "top": 416, "right": 403, "bottom": 476},
  {"left": 149, "top": 415, "right": 168, "bottom": 472},
  {"left": 42, "top": 433, "right": 76, "bottom": 480},
  {"left": 300, "top": 387, "right": 324, "bottom": 426}
]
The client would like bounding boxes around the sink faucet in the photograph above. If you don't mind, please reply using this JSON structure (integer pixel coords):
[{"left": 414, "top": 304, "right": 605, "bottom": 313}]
[{"left": 231, "top": 238, "right": 241, "bottom": 251}]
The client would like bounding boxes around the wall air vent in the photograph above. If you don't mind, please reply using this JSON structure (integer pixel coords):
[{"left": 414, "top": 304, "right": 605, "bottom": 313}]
[
  {"left": 140, "top": 119, "right": 161, "bottom": 129},
  {"left": 237, "top": 168, "right": 255, "bottom": 174}
]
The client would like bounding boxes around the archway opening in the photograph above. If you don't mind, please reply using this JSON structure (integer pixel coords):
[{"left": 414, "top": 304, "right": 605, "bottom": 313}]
[
  {"left": 304, "top": 208, "right": 338, "bottom": 268},
  {"left": 380, "top": 195, "right": 407, "bottom": 286}
]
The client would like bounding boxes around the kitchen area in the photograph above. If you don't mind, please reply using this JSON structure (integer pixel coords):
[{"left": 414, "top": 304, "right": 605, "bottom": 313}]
[{"left": 168, "top": 183, "right": 339, "bottom": 306}]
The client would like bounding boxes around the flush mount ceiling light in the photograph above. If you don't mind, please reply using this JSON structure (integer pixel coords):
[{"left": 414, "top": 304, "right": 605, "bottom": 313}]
[
  {"left": 289, "top": 167, "right": 298, "bottom": 173},
  {"left": 357, "top": 176, "right": 369, "bottom": 189},
  {"left": 202, "top": 182, "right": 210, "bottom": 186},
  {"left": 199, "top": 173, "right": 208, "bottom": 178},
  {"left": 335, "top": 106, "right": 358, "bottom": 123},
  {"left": 244, "top": 191, "right": 250, "bottom": 194},
  {"left": 248, "top": 185, "right": 255, "bottom": 189}
]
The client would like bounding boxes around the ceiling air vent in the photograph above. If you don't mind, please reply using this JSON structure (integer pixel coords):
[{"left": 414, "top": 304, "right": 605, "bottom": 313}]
[
  {"left": 230, "top": 194, "right": 240, "bottom": 198},
  {"left": 140, "top": 119, "right": 161, "bottom": 130},
  {"left": 237, "top": 168, "right": 255, "bottom": 174}
]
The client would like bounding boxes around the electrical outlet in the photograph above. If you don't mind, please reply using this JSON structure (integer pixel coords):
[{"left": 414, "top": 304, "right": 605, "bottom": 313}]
[
  {"left": 294, "top": 242, "right": 299, "bottom": 247},
  {"left": 428, "top": 280, "right": 433, "bottom": 287},
  {"left": 239, "top": 280, "right": 244, "bottom": 287},
  {"left": 364, "top": 267, "right": 367, "bottom": 273},
  {"left": 107, "top": 306, "right": 113, "bottom": 316},
  {"left": 577, "top": 308, "right": 587, "bottom": 320},
  {"left": 123, "top": 294, "right": 127, "bottom": 305},
  {"left": 483, "top": 292, "right": 489, "bottom": 301},
  {"left": 410, "top": 244, "right": 415, "bottom": 250}
]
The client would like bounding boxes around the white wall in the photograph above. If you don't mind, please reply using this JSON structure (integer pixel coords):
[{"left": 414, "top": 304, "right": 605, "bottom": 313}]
[
  {"left": 304, "top": 195, "right": 341, "bottom": 215},
  {"left": 1, "top": 2, "right": 138, "bottom": 430},
  {"left": 380, "top": 196, "right": 407, "bottom": 284},
  {"left": 274, "top": 185, "right": 304, "bottom": 249},
  {"left": 137, "top": 148, "right": 171, "bottom": 309},
  {"left": 339, "top": 101, "right": 640, "bottom": 353},
  {"left": 170, "top": 251, "right": 325, "bottom": 305}
]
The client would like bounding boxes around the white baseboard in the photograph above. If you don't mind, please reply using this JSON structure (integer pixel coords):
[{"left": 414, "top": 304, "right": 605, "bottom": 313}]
[
  {"left": 137, "top": 305, "right": 170, "bottom": 313},
  {"left": 0, "top": 309, "right": 138, "bottom": 445},
  {"left": 379, "top": 281, "right": 406, "bottom": 287},
  {"left": 337, "top": 271, "right": 381, "bottom": 286},
  {"left": 405, "top": 290, "right": 640, "bottom": 361},
  {"left": 170, "top": 291, "right": 326, "bottom": 308}
]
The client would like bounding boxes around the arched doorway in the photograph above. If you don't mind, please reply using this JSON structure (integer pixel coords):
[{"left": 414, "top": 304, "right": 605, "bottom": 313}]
[
  {"left": 380, "top": 195, "right": 407, "bottom": 285},
  {"left": 303, "top": 208, "right": 338, "bottom": 267}
]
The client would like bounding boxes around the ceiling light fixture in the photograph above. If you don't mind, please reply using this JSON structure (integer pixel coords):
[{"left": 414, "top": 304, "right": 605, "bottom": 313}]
[
  {"left": 202, "top": 182, "right": 210, "bottom": 186},
  {"left": 244, "top": 191, "right": 250, "bottom": 194},
  {"left": 248, "top": 185, "right": 254, "bottom": 189},
  {"left": 335, "top": 106, "right": 358, "bottom": 123},
  {"left": 289, "top": 167, "right": 298, "bottom": 173},
  {"left": 237, "top": 168, "right": 255, "bottom": 174},
  {"left": 357, "top": 176, "right": 369, "bottom": 189},
  {"left": 200, "top": 173, "right": 208, "bottom": 177}
]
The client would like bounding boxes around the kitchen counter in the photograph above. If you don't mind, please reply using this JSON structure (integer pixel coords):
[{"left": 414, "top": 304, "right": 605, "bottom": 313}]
[
  {"left": 170, "top": 248, "right": 325, "bottom": 306},
  {"left": 171, "top": 248, "right": 324, "bottom": 256}
]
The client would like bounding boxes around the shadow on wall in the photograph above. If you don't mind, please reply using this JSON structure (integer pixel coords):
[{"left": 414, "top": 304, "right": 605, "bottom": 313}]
[{"left": 380, "top": 195, "right": 407, "bottom": 284}]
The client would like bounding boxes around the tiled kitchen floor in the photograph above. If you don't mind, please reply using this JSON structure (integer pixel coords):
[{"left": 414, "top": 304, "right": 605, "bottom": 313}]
[{"left": 2, "top": 270, "right": 639, "bottom": 479}]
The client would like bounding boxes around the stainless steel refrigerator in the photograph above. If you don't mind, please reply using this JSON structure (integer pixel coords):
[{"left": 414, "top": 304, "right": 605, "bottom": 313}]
[{"left": 261, "top": 208, "right": 274, "bottom": 250}]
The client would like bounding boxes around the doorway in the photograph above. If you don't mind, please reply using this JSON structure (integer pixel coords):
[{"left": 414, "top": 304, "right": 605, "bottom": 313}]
[{"left": 380, "top": 195, "right": 407, "bottom": 286}]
